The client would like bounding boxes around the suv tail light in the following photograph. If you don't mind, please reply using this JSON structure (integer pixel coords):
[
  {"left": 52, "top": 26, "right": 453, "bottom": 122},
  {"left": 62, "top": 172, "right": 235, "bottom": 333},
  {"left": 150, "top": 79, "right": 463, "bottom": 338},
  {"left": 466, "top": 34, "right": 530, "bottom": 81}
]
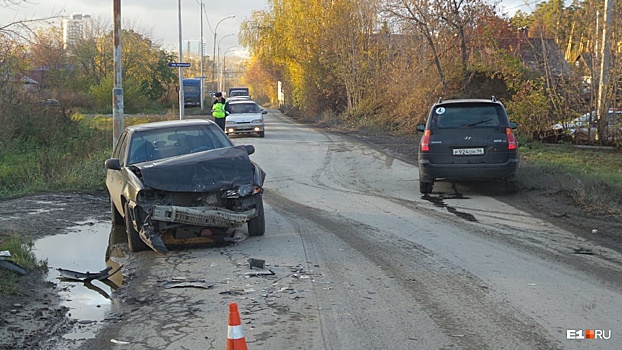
[
  {"left": 506, "top": 128, "right": 517, "bottom": 150},
  {"left": 421, "top": 130, "right": 431, "bottom": 152}
]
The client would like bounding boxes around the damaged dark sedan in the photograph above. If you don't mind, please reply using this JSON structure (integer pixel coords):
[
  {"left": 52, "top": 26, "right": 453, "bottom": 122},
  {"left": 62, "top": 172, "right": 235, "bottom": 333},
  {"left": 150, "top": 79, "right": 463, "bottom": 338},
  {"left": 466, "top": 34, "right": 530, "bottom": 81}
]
[{"left": 104, "top": 119, "right": 266, "bottom": 254}]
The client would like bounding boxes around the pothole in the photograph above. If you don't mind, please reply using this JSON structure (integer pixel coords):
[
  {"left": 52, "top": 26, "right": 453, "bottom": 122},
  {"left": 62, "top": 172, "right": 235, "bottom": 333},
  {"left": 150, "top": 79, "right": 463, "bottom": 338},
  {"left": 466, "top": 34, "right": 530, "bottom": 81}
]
[{"left": 33, "top": 221, "right": 129, "bottom": 340}]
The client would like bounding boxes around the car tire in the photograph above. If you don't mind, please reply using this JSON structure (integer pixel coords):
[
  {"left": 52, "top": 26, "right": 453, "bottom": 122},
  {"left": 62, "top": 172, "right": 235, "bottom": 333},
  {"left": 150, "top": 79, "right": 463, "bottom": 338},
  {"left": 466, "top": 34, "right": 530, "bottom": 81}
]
[
  {"left": 505, "top": 177, "right": 518, "bottom": 194},
  {"left": 124, "top": 202, "right": 148, "bottom": 252},
  {"left": 420, "top": 180, "right": 434, "bottom": 194},
  {"left": 258, "top": 131, "right": 265, "bottom": 138},
  {"left": 247, "top": 196, "right": 265, "bottom": 236},
  {"left": 111, "top": 198, "right": 123, "bottom": 226}
]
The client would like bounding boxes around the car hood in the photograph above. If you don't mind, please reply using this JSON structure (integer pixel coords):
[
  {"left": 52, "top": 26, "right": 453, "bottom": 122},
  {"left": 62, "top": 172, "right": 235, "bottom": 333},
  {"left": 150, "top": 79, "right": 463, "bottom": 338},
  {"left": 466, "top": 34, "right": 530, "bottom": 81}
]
[
  {"left": 227, "top": 113, "right": 262, "bottom": 123},
  {"left": 133, "top": 146, "right": 255, "bottom": 192}
]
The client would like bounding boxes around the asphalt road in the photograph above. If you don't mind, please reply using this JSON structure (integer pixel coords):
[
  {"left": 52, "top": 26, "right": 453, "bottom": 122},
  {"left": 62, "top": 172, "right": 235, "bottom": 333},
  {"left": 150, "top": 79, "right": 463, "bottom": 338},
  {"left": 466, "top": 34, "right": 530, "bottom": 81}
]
[{"left": 72, "top": 110, "right": 621, "bottom": 350}]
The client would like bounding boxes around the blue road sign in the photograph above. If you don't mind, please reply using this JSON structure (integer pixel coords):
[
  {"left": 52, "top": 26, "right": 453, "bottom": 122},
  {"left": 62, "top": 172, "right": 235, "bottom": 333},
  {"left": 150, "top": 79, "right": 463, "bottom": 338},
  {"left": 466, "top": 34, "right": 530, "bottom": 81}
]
[{"left": 168, "top": 62, "right": 191, "bottom": 68}]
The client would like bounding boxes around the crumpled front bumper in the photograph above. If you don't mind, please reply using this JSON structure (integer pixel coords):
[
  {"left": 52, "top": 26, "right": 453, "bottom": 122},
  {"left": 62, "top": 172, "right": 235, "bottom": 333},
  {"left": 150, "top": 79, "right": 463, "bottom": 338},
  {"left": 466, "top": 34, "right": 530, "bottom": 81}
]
[{"left": 151, "top": 205, "right": 256, "bottom": 228}]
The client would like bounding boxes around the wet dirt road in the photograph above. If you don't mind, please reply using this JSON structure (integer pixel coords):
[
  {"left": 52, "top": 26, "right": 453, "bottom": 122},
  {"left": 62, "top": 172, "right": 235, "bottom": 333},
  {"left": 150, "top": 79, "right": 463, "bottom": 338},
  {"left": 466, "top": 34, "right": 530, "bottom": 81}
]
[{"left": 59, "top": 110, "right": 621, "bottom": 349}]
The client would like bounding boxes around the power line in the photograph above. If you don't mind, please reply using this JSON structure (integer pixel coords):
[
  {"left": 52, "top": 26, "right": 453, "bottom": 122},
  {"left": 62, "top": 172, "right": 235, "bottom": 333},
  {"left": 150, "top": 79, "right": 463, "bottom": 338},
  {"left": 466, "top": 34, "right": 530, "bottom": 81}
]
[{"left": 501, "top": 0, "right": 549, "bottom": 12}]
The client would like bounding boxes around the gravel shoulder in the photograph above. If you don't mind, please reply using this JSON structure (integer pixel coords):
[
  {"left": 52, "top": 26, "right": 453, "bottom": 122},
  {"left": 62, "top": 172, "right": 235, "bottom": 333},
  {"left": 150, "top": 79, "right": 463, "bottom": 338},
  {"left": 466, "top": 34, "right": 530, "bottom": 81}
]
[{"left": 0, "top": 129, "right": 620, "bottom": 349}]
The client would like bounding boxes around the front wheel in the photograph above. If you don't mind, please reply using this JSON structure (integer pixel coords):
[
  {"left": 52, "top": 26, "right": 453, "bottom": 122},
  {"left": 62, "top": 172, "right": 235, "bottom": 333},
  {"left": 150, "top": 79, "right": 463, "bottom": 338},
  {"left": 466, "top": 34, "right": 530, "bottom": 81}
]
[
  {"left": 111, "top": 198, "right": 123, "bottom": 226},
  {"left": 258, "top": 131, "right": 265, "bottom": 138},
  {"left": 247, "top": 196, "right": 265, "bottom": 236},
  {"left": 125, "top": 202, "right": 148, "bottom": 252}
]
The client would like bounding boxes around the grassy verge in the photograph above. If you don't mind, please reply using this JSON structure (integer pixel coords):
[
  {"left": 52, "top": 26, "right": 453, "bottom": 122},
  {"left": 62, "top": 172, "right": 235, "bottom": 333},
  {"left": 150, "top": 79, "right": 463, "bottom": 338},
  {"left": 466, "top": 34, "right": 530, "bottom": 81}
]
[
  {"left": 518, "top": 143, "right": 622, "bottom": 214},
  {"left": 0, "top": 235, "right": 48, "bottom": 294}
]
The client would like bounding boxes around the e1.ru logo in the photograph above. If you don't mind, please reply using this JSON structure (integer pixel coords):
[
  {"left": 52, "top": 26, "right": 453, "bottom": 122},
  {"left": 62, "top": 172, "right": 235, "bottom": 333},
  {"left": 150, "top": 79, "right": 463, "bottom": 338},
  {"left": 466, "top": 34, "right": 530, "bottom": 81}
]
[{"left": 567, "top": 329, "right": 611, "bottom": 340}]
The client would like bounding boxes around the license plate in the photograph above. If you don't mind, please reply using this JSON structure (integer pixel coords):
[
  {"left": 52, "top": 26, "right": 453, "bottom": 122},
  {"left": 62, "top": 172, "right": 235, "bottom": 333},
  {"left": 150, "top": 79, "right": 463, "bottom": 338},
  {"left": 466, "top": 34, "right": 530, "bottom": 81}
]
[{"left": 453, "top": 148, "right": 484, "bottom": 155}]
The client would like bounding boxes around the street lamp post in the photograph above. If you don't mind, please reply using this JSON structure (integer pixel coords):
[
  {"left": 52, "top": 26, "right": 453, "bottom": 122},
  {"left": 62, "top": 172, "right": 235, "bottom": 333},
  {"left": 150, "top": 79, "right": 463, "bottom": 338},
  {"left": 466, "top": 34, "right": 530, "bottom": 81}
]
[
  {"left": 211, "top": 15, "right": 235, "bottom": 95},
  {"left": 221, "top": 46, "right": 237, "bottom": 92},
  {"left": 216, "top": 33, "right": 235, "bottom": 90},
  {"left": 199, "top": 0, "right": 205, "bottom": 111}
]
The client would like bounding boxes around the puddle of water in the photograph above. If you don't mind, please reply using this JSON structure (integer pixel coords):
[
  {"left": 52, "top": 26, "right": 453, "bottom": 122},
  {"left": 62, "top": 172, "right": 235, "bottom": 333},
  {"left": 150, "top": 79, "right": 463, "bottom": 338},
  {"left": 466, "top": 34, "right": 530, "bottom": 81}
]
[
  {"left": 423, "top": 192, "right": 477, "bottom": 222},
  {"left": 33, "top": 222, "right": 128, "bottom": 329}
]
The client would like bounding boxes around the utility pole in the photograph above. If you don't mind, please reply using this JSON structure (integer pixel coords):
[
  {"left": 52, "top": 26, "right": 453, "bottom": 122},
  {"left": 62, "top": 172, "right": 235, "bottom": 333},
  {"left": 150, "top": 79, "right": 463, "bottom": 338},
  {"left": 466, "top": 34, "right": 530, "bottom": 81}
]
[
  {"left": 112, "top": 0, "right": 123, "bottom": 147},
  {"left": 597, "top": 0, "right": 613, "bottom": 143},
  {"left": 177, "top": 0, "right": 185, "bottom": 119},
  {"left": 199, "top": 0, "right": 205, "bottom": 112}
]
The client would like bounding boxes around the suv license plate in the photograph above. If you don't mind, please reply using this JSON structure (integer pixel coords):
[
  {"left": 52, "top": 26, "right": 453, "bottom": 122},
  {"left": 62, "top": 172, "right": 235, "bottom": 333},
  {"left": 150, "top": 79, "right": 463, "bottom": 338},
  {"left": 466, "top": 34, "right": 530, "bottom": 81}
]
[{"left": 453, "top": 148, "right": 484, "bottom": 155}]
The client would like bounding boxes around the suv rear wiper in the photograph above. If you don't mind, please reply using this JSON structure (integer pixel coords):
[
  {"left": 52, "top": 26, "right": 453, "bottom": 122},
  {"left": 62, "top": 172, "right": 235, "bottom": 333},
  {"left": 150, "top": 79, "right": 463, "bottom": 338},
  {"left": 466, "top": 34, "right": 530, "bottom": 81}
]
[{"left": 464, "top": 118, "right": 492, "bottom": 127}]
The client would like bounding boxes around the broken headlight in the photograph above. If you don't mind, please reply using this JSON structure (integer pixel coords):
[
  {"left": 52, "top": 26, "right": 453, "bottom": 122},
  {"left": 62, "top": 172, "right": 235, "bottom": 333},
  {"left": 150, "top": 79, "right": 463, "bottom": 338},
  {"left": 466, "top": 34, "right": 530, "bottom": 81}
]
[{"left": 222, "top": 184, "right": 261, "bottom": 198}]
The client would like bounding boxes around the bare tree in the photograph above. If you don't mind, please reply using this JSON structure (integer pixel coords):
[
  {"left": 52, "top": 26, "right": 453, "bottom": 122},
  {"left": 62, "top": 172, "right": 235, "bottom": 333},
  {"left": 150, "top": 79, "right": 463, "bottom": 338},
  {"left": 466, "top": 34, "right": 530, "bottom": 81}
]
[
  {"left": 1, "top": 1, "right": 63, "bottom": 40},
  {"left": 383, "top": 0, "right": 447, "bottom": 93}
]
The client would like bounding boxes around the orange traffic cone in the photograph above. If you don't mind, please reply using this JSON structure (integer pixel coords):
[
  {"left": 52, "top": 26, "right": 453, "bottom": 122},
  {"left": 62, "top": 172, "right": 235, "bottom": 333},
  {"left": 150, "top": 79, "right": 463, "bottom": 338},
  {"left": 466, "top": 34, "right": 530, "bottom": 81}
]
[{"left": 227, "top": 303, "right": 248, "bottom": 350}]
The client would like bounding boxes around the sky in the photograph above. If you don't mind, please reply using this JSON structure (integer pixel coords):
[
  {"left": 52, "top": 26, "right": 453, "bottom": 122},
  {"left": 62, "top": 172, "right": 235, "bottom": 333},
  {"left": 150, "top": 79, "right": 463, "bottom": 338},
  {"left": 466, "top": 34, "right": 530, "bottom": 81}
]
[
  {"left": 2, "top": 0, "right": 554, "bottom": 56},
  {"left": 2, "top": 0, "right": 269, "bottom": 57}
]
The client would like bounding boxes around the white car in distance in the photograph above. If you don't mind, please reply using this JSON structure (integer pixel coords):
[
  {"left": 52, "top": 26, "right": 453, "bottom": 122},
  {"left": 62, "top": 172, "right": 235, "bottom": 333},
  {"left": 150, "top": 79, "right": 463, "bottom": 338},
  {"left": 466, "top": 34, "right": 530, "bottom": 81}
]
[{"left": 225, "top": 100, "right": 267, "bottom": 138}]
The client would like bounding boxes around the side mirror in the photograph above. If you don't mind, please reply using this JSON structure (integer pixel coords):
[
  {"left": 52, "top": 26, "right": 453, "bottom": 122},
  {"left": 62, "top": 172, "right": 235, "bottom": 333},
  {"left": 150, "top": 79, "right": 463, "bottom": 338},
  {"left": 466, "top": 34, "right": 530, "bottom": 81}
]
[
  {"left": 509, "top": 121, "right": 518, "bottom": 129},
  {"left": 262, "top": 110, "right": 268, "bottom": 114},
  {"left": 416, "top": 123, "right": 426, "bottom": 132},
  {"left": 104, "top": 158, "right": 122, "bottom": 170},
  {"left": 244, "top": 145, "right": 255, "bottom": 155}
]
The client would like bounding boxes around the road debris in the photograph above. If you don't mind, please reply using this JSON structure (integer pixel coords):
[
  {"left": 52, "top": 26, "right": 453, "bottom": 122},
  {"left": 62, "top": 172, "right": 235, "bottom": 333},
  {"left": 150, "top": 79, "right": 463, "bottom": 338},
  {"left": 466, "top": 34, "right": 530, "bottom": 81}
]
[
  {"left": 219, "top": 288, "right": 255, "bottom": 295},
  {"left": 0, "top": 258, "right": 27, "bottom": 275},
  {"left": 572, "top": 247, "right": 594, "bottom": 255},
  {"left": 110, "top": 338, "right": 131, "bottom": 345},
  {"left": 0, "top": 250, "right": 27, "bottom": 275},
  {"left": 242, "top": 270, "right": 275, "bottom": 277},
  {"left": 224, "top": 230, "right": 247, "bottom": 243},
  {"left": 162, "top": 280, "right": 215, "bottom": 289},
  {"left": 248, "top": 258, "right": 266, "bottom": 269},
  {"left": 57, "top": 265, "right": 123, "bottom": 282}
]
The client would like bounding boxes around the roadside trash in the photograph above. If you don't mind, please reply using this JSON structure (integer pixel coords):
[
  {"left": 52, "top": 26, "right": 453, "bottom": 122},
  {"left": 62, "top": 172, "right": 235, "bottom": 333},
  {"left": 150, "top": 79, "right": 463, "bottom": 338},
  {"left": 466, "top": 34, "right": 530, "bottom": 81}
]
[
  {"left": 248, "top": 258, "right": 265, "bottom": 269},
  {"left": 219, "top": 288, "right": 253, "bottom": 295},
  {"left": 242, "top": 270, "right": 275, "bottom": 277},
  {"left": 0, "top": 259, "right": 27, "bottom": 275},
  {"left": 110, "top": 339, "right": 131, "bottom": 345},
  {"left": 224, "top": 230, "right": 247, "bottom": 243},
  {"left": 162, "top": 279, "right": 214, "bottom": 289},
  {"left": 572, "top": 247, "right": 594, "bottom": 255},
  {"left": 592, "top": 229, "right": 598, "bottom": 234},
  {"left": 57, "top": 265, "right": 123, "bottom": 282},
  {"left": 0, "top": 250, "right": 10, "bottom": 257}
]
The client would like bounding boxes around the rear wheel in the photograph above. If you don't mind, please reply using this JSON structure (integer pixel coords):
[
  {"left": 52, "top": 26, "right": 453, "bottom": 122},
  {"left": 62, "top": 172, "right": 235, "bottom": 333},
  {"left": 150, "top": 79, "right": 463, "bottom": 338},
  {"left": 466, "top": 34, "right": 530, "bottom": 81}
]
[
  {"left": 124, "top": 202, "right": 148, "bottom": 252},
  {"left": 247, "top": 196, "right": 265, "bottom": 236},
  {"left": 505, "top": 177, "right": 518, "bottom": 194},
  {"left": 420, "top": 180, "right": 434, "bottom": 194}
]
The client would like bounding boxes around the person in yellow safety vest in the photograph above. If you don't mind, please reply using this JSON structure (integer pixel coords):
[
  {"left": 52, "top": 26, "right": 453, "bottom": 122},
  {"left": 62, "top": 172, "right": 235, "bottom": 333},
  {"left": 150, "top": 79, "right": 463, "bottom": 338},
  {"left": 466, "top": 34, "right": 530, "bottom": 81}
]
[{"left": 211, "top": 92, "right": 231, "bottom": 131}]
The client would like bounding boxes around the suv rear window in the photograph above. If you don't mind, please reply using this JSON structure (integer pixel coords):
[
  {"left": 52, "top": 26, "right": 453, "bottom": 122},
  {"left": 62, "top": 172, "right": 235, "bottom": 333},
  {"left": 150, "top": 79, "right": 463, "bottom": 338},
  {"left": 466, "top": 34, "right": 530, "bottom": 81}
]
[{"left": 432, "top": 103, "right": 504, "bottom": 129}]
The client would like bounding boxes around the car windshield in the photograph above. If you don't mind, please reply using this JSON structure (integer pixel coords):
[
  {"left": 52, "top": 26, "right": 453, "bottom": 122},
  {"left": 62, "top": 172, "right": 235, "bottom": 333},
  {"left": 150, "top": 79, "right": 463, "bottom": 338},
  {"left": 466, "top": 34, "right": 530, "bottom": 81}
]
[
  {"left": 432, "top": 104, "right": 503, "bottom": 128},
  {"left": 230, "top": 90, "right": 247, "bottom": 97},
  {"left": 229, "top": 103, "right": 261, "bottom": 114},
  {"left": 127, "top": 124, "right": 233, "bottom": 164}
]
